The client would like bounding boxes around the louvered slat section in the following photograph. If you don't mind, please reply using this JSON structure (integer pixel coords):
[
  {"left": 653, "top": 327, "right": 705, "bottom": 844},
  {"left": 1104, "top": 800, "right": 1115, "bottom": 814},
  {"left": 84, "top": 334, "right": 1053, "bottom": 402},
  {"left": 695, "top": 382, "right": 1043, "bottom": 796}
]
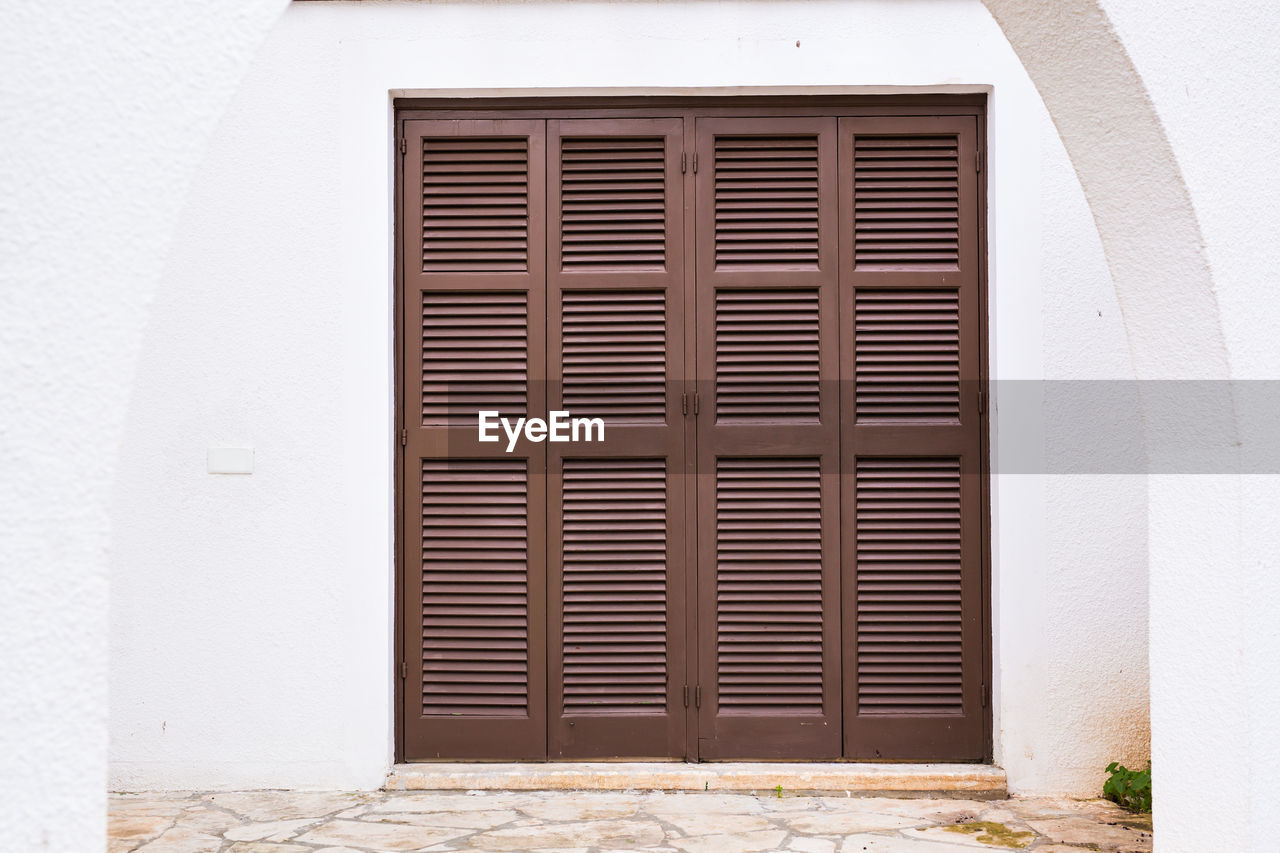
[
  {"left": 854, "top": 290, "right": 960, "bottom": 421},
  {"left": 421, "top": 459, "right": 529, "bottom": 716},
  {"left": 716, "top": 289, "right": 820, "bottom": 421},
  {"left": 853, "top": 135, "right": 959, "bottom": 267},
  {"left": 422, "top": 137, "right": 529, "bottom": 271},
  {"left": 562, "top": 459, "right": 668, "bottom": 714},
  {"left": 421, "top": 292, "right": 527, "bottom": 424},
  {"left": 561, "top": 137, "right": 666, "bottom": 269},
  {"left": 856, "top": 458, "right": 963, "bottom": 715},
  {"left": 562, "top": 291, "right": 666, "bottom": 422},
  {"left": 714, "top": 135, "right": 820, "bottom": 267},
  {"left": 717, "top": 458, "right": 824, "bottom": 713}
]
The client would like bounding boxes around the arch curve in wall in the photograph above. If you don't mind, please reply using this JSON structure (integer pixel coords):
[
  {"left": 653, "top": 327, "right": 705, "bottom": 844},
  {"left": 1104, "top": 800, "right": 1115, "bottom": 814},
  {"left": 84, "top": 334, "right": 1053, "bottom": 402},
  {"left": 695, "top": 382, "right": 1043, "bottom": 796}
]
[
  {"left": 139, "top": 0, "right": 1231, "bottom": 388},
  {"left": 122, "top": 0, "right": 1233, "bottom": 481},
  {"left": 112, "top": 0, "right": 1229, "bottom": 804},
  {"left": 981, "top": 0, "right": 1229, "bottom": 381}
]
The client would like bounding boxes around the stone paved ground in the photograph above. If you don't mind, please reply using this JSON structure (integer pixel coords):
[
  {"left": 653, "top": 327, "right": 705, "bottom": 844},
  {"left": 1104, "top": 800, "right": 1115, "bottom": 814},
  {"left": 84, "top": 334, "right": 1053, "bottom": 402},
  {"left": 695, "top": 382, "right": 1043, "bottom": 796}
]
[{"left": 109, "top": 790, "right": 1153, "bottom": 853}]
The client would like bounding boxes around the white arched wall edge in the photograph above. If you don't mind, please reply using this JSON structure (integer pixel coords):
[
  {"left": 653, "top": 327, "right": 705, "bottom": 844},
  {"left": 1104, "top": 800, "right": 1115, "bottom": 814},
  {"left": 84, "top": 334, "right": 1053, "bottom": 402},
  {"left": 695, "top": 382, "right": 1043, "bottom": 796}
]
[
  {"left": 2, "top": 2, "right": 291, "bottom": 849},
  {"left": 1, "top": 0, "right": 1233, "bottom": 848},
  {"left": 983, "top": 2, "right": 1242, "bottom": 850},
  {"left": 980, "top": 0, "right": 1228, "bottom": 379},
  {"left": 106, "top": 1, "right": 1230, "bottom": 848}
]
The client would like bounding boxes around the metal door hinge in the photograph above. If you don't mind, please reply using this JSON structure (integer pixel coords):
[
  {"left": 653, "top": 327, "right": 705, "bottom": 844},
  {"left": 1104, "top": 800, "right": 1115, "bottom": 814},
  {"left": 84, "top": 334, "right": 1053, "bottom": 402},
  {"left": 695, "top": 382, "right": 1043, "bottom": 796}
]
[
  {"left": 695, "top": 685, "right": 702, "bottom": 708},
  {"left": 683, "top": 685, "right": 689, "bottom": 707},
  {"left": 682, "top": 392, "right": 688, "bottom": 416},
  {"left": 692, "top": 153, "right": 698, "bottom": 173},
  {"left": 693, "top": 394, "right": 700, "bottom": 416},
  {"left": 976, "top": 150, "right": 982, "bottom": 173},
  {"left": 400, "top": 427, "right": 407, "bottom": 446},
  {"left": 981, "top": 683, "right": 989, "bottom": 708},
  {"left": 977, "top": 390, "right": 986, "bottom": 415},
  {"left": 681, "top": 152, "right": 687, "bottom": 174},
  {"left": 400, "top": 138, "right": 407, "bottom": 155},
  {"left": 400, "top": 660, "right": 407, "bottom": 680}
]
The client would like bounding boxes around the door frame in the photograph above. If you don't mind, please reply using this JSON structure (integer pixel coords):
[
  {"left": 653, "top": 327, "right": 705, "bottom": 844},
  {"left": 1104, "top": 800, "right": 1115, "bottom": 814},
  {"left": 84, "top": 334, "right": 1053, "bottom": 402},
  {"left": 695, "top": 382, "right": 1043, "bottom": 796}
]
[{"left": 393, "top": 94, "right": 991, "bottom": 763}]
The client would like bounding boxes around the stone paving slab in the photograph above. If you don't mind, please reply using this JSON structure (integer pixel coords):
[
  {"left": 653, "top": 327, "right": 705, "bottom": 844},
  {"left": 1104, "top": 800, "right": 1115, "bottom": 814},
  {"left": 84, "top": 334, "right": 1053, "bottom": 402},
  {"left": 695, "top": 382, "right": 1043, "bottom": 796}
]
[{"left": 109, "top": 790, "right": 1153, "bottom": 852}]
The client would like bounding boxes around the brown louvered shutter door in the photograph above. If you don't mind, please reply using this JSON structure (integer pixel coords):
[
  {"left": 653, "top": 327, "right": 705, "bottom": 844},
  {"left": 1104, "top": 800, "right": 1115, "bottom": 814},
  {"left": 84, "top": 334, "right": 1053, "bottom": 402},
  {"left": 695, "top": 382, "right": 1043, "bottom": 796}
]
[
  {"left": 545, "top": 119, "right": 689, "bottom": 758},
  {"left": 401, "top": 119, "right": 548, "bottom": 759},
  {"left": 838, "top": 115, "right": 985, "bottom": 759},
  {"left": 693, "top": 117, "right": 843, "bottom": 759}
]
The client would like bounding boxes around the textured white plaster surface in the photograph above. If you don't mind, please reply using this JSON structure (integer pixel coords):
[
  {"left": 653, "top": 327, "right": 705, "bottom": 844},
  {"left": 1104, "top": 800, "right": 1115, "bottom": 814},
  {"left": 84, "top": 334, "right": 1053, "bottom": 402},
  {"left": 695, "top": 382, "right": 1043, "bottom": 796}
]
[
  {"left": 1029, "top": 129, "right": 1150, "bottom": 793},
  {"left": 1, "top": 1, "right": 287, "bottom": 849},
  {"left": 5, "top": 1, "right": 1275, "bottom": 850},
  {"left": 987, "top": 2, "right": 1279, "bottom": 849},
  {"left": 1096, "top": 3, "right": 1280, "bottom": 850},
  {"left": 105, "top": 0, "right": 1145, "bottom": 799}
]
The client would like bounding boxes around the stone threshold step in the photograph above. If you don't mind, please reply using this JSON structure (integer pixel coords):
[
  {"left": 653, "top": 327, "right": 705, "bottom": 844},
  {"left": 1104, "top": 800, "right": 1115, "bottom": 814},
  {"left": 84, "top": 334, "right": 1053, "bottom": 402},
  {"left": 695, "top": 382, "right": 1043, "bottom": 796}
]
[{"left": 386, "top": 762, "right": 1006, "bottom": 799}]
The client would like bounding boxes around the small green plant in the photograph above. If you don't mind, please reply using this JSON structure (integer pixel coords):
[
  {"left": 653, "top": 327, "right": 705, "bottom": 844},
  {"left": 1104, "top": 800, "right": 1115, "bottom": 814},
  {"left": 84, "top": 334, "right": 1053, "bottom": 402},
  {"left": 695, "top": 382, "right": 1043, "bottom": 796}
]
[
  {"left": 1103, "top": 761, "right": 1152, "bottom": 813},
  {"left": 775, "top": 784, "right": 783, "bottom": 798}
]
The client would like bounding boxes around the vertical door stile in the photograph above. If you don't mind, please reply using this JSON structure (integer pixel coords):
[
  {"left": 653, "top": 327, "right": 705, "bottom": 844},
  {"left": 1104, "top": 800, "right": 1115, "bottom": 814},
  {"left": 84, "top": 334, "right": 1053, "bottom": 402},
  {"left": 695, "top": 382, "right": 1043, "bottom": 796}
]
[
  {"left": 692, "top": 115, "right": 843, "bottom": 760},
  {"left": 839, "top": 114, "right": 986, "bottom": 760},
  {"left": 545, "top": 117, "right": 688, "bottom": 759},
  {"left": 402, "top": 119, "right": 548, "bottom": 760},
  {"left": 681, "top": 109, "right": 701, "bottom": 762}
]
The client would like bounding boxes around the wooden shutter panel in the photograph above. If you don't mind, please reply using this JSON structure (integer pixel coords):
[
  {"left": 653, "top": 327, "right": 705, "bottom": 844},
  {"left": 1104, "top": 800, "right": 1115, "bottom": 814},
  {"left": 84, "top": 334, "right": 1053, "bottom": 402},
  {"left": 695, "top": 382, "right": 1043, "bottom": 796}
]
[
  {"left": 561, "top": 290, "right": 667, "bottom": 422},
  {"left": 853, "top": 458, "right": 964, "bottom": 717},
  {"left": 560, "top": 458, "right": 669, "bottom": 715},
  {"left": 712, "top": 134, "right": 821, "bottom": 268},
  {"left": 839, "top": 115, "right": 985, "bottom": 760},
  {"left": 560, "top": 135, "right": 667, "bottom": 269},
  {"left": 421, "top": 136, "right": 531, "bottom": 271},
  {"left": 401, "top": 119, "right": 547, "bottom": 760},
  {"left": 421, "top": 291, "right": 529, "bottom": 424},
  {"left": 715, "top": 457, "right": 826, "bottom": 714},
  {"left": 694, "top": 116, "right": 842, "bottom": 759},
  {"left": 420, "top": 459, "right": 530, "bottom": 717},
  {"left": 853, "top": 290, "right": 961, "bottom": 421},
  {"left": 545, "top": 118, "right": 688, "bottom": 759},
  {"left": 852, "top": 134, "right": 961, "bottom": 268},
  {"left": 715, "top": 289, "right": 822, "bottom": 421}
]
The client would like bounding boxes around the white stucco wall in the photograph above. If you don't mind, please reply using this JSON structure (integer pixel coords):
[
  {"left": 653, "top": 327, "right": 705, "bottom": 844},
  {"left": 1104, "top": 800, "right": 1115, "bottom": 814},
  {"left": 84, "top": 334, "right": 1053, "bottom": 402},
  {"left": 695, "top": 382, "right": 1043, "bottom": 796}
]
[
  {"left": 105, "top": 0, "right": 1147, "bottom": 796},
  {"left": 9, "top": 1, "right": 1277, "bottom": 850},
  {"left": 1, "top": 1, "right": 288, "bottom": 848},
  {"left": 1096, "top": 3, "right": 1280, "bottom": 848}
]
